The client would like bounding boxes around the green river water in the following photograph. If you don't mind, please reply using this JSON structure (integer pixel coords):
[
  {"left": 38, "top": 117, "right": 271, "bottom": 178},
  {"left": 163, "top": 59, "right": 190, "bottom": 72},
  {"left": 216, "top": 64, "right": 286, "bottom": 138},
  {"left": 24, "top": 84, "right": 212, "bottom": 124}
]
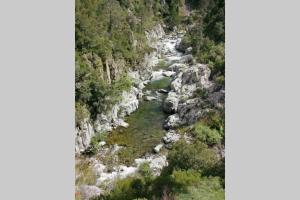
[{"left": 107, "top": 77, "right": 172, "bottom": 165}]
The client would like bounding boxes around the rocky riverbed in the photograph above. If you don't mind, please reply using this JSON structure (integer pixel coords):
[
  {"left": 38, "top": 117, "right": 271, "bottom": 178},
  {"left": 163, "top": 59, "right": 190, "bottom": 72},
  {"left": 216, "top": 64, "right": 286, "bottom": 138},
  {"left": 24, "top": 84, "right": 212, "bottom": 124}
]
[{"left": 75, "top": 25, "right": 224, "bottom": 199}]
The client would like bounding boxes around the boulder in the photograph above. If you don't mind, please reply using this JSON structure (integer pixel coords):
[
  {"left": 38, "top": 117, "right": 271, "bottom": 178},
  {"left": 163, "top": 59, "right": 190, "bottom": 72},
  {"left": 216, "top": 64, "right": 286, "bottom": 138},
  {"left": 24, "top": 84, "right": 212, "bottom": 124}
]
[
  {"left": 153, "top": 143, "right": 164, "bottom": 153},
  {"left": 162, "top": 71, "right": 176, "bottom": 77},
  {"left": 158, "top": 89, "right": 168, "bottom": 93},
  {"left": 162, "top": 130, "right": 180, "bottom": 144},
  {"left": 75, "top": 120, "right": 95, "bottom": 154},
  {"left": 170, "top": 76, "right": 182, "bottom": 92},
  {"left": 163, "top": 92, "right": 179, "bottom": 114},
  {"left": 164, "top": 114, "right": 181, "bottom": 129},
  {"left": 137, "top": 92, "right": 144, "bottom": 99},
  {"left": 179, "top": 54, "right": 195, "bottom": 64},
  {"left": 93, "top": 163, "right": 106, "bottom": 176},
  {"left": 144, "top": 96, "right": 157, "bottom": 101},
  {"left": 113, "top": 119, "right": 129, "bottom": 128},
  {"left": 99, "top": 141, "right": 106, "bottom": 147},
  {"left": 151, "top": 70, "right": 164, "bottom": 81},
  {"left": 168, "top": 63, "right": 188, "bottom": 72},
  {"left": 185, "top": 47, "right": 193, "bottom": 54},
  {"left": 78, "top": 185, "right": 102, "bottom": 200}
]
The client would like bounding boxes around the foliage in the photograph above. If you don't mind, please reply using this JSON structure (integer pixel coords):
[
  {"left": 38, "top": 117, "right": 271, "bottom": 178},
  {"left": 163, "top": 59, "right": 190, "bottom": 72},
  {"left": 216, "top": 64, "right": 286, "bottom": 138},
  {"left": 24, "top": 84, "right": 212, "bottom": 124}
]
[
  {"left": 76, "top": 52, "right": 132, "bottom": 119},
  {"left": 167, "top": 140, "right": 219, "bottom": 175},
  {"left": 138, "top": 162, "right": 153, "bottom": 178},
  {"left": 84, "top": 132, "right": 108, "bottom": 156},
  {"left": 75, "top": 102, "right": 90, "bottom": 127},
  {"left": 165, "top": 0, "right": 182, "bottom": 27},
  {"left": 171, "top": 169, "right": 224, "bottom": 200},
  {"left": 192, "top": 122, "right": 222, "bottom": 145},
  {"left": 75, "top": 160, "right": 97, "bottom": 185},
  {"left": 101, "top": 177, "right": 148, "bottom": 200},
  {"left": 179, "top": 0, "right": 225, "bottom": 80},
  {"left": 75, "top": 0, "right": 166, "bottom": 125},
  {"left": 203, "top": 109, "right": 225, "bottom": 139}
]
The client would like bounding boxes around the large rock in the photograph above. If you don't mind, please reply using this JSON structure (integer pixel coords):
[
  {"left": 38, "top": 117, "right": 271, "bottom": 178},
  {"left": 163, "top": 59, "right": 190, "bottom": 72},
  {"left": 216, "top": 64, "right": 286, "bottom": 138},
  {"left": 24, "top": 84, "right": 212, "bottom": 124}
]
[
  {"left": 170, "top": 76, "right": 182, "bottom": 92},
  {"left": 181, "top": 64, "right": 211, "bottom": 87},
  {"left": 162, "top": 130, "right": 180, "bottom": 144},
  {"left": 134, "top": 154, "right": 167, "bottom": 176},
  {"left": 75, "top": 120, "right": 95, "bottom": 154},
  {"left": 78, "top": 185, "right": 102, "bottom": 200},
  {"left": 145, "top": 24, "right": 165, "bottom": 48},
  {"left": 153, "top": 143, "right": 164, "bottom": 153},
  {"left": 164, "top": 114, "right": 181, "bottom": 129},
  {"left": 162, "top": 70, "right": 176, "bottom": 77},
  {"left": 208, "top": 89, "right": 225, "bottom": 108},
  {"left": 144, "top": 96, "right": 157, "bottom": 101},
  {"left": 151, "top": 70, "right": 164, "bottom": 81},
  {"left": 168, "top": 63, "right": 188, "bottom": 72},
  {"left": 76, "top": 86, "right": 139, "bottom": 154},
  {"left": 185, "top": 47, "right": 193, "bottom": 54},
  {"left": 177, "top": 98, "right": 209, "bottom": 125},
  {"left": 178, "top": 54, "right": 195, "bottom": 64},
  {"left": 163, "top": 92, "right": 179, "bottom": 114}
]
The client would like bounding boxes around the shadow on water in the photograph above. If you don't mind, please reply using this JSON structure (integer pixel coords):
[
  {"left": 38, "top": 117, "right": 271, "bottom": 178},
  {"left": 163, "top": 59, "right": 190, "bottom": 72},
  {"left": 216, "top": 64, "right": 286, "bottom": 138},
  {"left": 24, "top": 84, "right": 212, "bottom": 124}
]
[{"left": 107, "top": 77, "right": 172, "bottom": 165}]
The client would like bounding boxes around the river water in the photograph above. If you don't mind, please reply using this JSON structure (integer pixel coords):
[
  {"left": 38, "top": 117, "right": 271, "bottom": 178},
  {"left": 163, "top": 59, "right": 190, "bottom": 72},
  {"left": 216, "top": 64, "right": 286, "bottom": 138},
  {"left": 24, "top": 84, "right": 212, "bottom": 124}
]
[{"left": 106, "top": 33, "right": 183, "bottom": 165}]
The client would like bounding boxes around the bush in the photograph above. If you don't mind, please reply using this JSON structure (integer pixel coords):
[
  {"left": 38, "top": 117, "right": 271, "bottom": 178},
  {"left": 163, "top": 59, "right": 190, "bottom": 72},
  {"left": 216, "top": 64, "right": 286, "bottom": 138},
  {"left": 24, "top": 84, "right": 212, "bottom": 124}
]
[
  {"left": 168, "top": 141, "right": 219, "bottom": 175},
  {"left": 106, "top": 177, "right": 147, "bottom": 200},
  {"left": 84, "top": 132, "right": 108, "bottom": 155},
  {"left": 174, "top": 182, "right": 224, "bottom": 200},
  {"left": 138, "top": 162, "right": 153, "bottom": 178},
  {"left": 171, "top": 169, "right": 201, "bottom": 190},
  {"left": 193, "top": 122, "right": 222, "bottom": 145},
  {"left": 75, "top": 102, "right": 90, "bottom": 127}
]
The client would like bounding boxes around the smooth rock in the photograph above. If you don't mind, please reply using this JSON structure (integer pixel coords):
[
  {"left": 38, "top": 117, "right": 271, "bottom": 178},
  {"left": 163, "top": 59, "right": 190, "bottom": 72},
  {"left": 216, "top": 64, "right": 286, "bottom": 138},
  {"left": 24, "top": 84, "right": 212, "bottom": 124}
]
[
  {"left": 153, "top": 144, "right": 164, "bottom": 153},
  {"left": 162, "top": 130, "right": 180, "bottom": 144},
  {"left": 158, "top": 89, "right": 168, "bottom": 93},
  {"left": 78, "top": 185, "right": 102, "bottom": 200},
  {"left": 144, "top": 96, "right": 157, "bottom": 101},
  {"left": 168, "top": 63, "right": 188, "bottom": 72},
  {"left": 99, "top": 141, "right": 106, "bottom": 147},
  {"left": 93, "top": 163, "right": 106, "bottom": 176},
  {"left": 164, "top": 114, "right": 181, "bottom": 129},
  {"left": 162, "top": 71, "right": 176, "bottom": 77},
  {"left": 113, "top": 118, "right": 129, "bottom": 128},
  {"left": 151, "top": 70, "right": 164, "bottom": 81},
  {"left": 179, "top": 54, "right": 195, "bottom": 64},
  {"left": 137, "top": 92, "right": 144, "bottom": 99},
  {"left": 75, "top": 120, "right": 95, "bottom": 154},
  {"left": 163, "top": 92, "right": 179, "bottom": 114},
  {"left": 185, "top": 47, "right": 193, "bottom": 54}
]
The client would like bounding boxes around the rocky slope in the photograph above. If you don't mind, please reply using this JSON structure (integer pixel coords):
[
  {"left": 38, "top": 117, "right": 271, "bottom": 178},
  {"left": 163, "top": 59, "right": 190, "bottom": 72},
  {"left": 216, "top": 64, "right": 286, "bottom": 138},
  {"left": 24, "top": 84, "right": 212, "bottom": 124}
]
[
  {"left": 76, "top": 26, "right": 224, "bottom": 199},
  {"left": 75, "top": 24, "right": 165, "bottom": 154}
]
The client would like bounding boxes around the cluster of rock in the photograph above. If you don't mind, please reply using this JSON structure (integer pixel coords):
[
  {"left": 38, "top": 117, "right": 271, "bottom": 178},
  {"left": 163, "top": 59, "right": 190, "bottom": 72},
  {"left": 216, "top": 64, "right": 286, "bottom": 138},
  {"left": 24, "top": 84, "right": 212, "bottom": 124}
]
[
  {"left": 163, "top": 55, "right": 224, "bottom": 129},
  {"left": 75, "top": 24, "right": 166, "bottom": 154},
  {"left": 75, "top": 87, "right": 139, "bottom": 153},
  {"left": 75, "top": 25, "right": 225, "bottom": 199},
  {"left": 153, "top": 130, "right": 181, "bottom": 153}
]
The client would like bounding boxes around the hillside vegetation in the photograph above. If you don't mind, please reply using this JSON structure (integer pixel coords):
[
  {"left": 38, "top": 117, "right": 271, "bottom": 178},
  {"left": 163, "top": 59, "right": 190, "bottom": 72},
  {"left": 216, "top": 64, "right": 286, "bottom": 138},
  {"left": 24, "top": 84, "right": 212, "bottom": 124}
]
[{"left": 76, "top": 0, "right": 225, "bottom": 199}]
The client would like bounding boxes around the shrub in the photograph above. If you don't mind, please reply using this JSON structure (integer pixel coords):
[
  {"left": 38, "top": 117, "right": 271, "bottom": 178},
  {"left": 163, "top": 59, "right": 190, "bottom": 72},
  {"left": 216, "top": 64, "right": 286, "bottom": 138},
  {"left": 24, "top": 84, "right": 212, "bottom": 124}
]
[
  {"left": 75, "top": 102, "right": 90, "bottom": 127},
  {"left": 168, "top": 141, "right": 219, "bottom": 175},
  {"left": 138, "top": 162, "right": 153, "bottom": 178},
  {"left": 170, "top": 169, "right": 201, "bottom": 190},
  {"left": 193, "top": 122, "right": 222, "bottom": 145},
  {"left": 106, "top": 177, "right": 147, "bottom": 200},
  {"left": 84, "top": 132, "right": 108, "bottom": 155}
]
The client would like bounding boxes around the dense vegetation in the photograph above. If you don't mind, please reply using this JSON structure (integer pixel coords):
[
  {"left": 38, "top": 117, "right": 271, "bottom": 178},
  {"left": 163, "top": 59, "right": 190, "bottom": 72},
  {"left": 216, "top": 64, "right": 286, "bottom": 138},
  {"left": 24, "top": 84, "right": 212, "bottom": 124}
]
[
  {"left": 75, "top": 0, "right": 165, "bottom": 124},
  {"left": 76, "top": 0, "right": 225, "bottom": 199},
  {"left": 179, "top": 0, "right": 225, "bottom": 84}
]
